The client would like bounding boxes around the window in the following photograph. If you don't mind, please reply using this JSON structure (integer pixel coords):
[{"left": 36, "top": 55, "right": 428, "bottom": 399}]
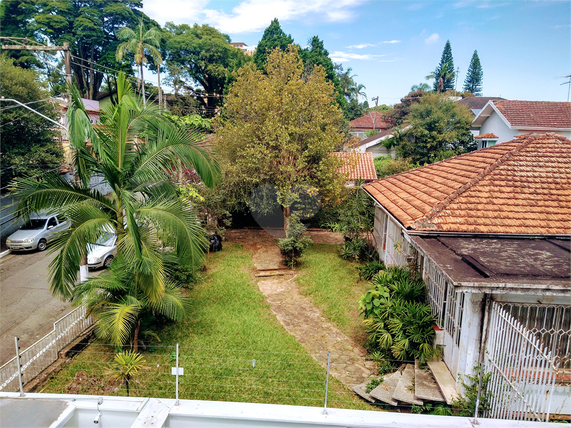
[
  {"left": 482, "top": 140, "right": 497, "bottom": 148},
  {"left": 47, "top": 217, "right": 58, "bottom": 229}
]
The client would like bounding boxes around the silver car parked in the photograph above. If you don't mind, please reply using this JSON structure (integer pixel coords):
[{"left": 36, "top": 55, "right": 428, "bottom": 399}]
[
  {"left": 87, "top": 231, "right": 117, "bottom": 269},
  {"left": 6, "top": 213, "right": 70, "bottom": 251}
]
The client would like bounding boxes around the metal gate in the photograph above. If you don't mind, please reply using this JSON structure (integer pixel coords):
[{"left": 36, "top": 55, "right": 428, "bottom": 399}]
[{"left": 484, "top": 302, "right": 558, "bottom": 421}]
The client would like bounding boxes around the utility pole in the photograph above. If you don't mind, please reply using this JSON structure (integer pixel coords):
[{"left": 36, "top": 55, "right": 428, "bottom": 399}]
[
  {"left": 370, "top": 96, "right": 379, "bottom": 130},
  {"left": 1, "top": 37, "right": 72, "bottom": 89}
]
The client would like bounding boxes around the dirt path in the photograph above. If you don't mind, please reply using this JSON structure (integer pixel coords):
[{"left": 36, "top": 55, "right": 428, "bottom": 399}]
[{"left": 225, "top": 229, "right": 376, "bottom": 387}]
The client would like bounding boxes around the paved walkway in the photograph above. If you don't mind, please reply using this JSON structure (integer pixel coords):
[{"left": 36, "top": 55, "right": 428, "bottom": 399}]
[{"left": 226, "top": 229, "right": 376, "bottom": 387}]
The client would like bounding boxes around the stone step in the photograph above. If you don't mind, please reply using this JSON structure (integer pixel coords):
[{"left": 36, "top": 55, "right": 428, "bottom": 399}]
[
  {"left": 369, "top": 371, "right": 400, "bottom": 406},
  {"left": 352, "top": 381, "right": 376, "bottom": 404},
  {"left": 392, "top": 363, "right": 423, "bottom": 405},
  {"left": 427, "top": 360, "right": 460, "bottom": 405},
  {"left": 255, "top": 270, "right": 295, "bottom": 277},
  {"left": 414, "top": 362, "right": 446, "bottom": 402}
]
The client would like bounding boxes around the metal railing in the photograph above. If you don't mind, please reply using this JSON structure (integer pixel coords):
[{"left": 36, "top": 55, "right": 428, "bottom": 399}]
[{"left": 0, "top": 306, "right": 93, "bottom": 392}]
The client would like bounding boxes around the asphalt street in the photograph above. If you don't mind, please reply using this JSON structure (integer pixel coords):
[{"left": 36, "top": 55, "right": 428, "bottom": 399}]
[{"left": 0, "top": 249, "right": 101, "bottom": 365}]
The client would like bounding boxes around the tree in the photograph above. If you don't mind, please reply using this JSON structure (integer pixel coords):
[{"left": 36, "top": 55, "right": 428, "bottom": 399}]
[
  {"left": 11, "top": 74, "right": 219, "bottom": 345},
  {"left": 116, "top": 18, "right": 162, "bottom": 106},
  {"left": 0, "top": 57, "right": 63, "bottom": 184},
  {"left": 463, "top": 50, "right": 483, "bottom": 96},
  {"left": 253, "top": 18, "right": 295, "bottom": 71},
  {"left": 164, "top": 23, "right": 250, "bottom": 117},
  {"left": 216, "top": 46, "right": 345, "bottom": 234},
  {"left": 106, "top": 350, "right": 145, "bottom": 396},
  {"left": 410, "top": 83, "right": 431, "bottom": 93},
  {"left": 30, "top": 0, "right": 147, "bottom": 99},
  {"left": 383, "top": 90, "right": 426, "bottom": 127},
  {"left": 0, "top": 1, "right": 43, "bottom": 68},
  {"left": 395, "top": 92, "right": 476, "bottom": 164},
  {"left": 427, "top": 40, "right": 455, "bottom": 92}
]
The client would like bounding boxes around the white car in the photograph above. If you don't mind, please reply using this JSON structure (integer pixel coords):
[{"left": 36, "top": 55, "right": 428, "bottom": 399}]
[
  {"left": 87, "top": 231, "right": 117, "bottom": 269},
  {"left": 6, "top": 213, "right": 70, "bottom": 251}
]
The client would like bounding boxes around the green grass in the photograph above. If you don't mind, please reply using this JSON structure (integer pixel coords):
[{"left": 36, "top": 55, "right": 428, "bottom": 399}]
[
  {"left": 40, "top": 243, "right": 371, "bottom": 410},
  {"left": 297, "top": 244, "right": 371, "bottom": 345}
]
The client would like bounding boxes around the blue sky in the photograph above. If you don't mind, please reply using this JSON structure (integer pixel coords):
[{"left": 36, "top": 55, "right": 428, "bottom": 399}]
[{"left": 143, "top": 0, "right": 571, "bottom": 104}]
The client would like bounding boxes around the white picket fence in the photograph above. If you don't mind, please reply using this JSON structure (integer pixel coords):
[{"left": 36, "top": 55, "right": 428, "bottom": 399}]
[
  {"left": 0, "top": 306, "right": 93, "bottom": 392},
  {"left": 484, "top": 302, "right": 558, "bottom": 422}
]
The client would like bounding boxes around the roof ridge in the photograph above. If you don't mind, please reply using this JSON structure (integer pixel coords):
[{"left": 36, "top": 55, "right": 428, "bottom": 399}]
[{"left": 409, "top": 136, "right": 536, "bottom": 230}]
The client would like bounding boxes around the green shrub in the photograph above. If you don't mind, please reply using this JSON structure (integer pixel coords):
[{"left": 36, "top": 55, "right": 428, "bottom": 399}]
[
  {"left": 365, "top": 376, "right": 384, "bottom": 393},
  {"left": 278, "top": 235, "right": 312, "bottom": 266},
  {"left": 357, "top": 260, "right": 386, "bottom": 280},
  {"left": 359, "top": 267, "right": 436, "bottom": 362}
]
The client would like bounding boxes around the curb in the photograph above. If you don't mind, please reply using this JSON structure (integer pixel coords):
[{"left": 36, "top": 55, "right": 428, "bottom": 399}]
[{"left": 0, "top": 249, "right": 10, "bottom": 259}]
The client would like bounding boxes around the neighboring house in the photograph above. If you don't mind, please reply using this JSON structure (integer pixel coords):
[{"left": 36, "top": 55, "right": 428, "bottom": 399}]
[
  {"left": 472, "top": 100, "right": 571, "bottom": 148},
  {"left": 457, "top": 96, "right": 505, "bottom": 137},
  {"left": 331, "top": 152, "right": 377, "bottom": 185},
  {"left": 58, "top": 98, "right": 101, "bottom": 165},
  {"left": 362, "top": 133, "right": 570, "bottom": 419},
  {"left": 349, "top": 111, "right": 390, "bottom": 139},
  {"left": 351, "top": 129, "right": 396, "bottom": 158},
  {"left": 230, "top": 42, "right": 255, "bottom": 56}
]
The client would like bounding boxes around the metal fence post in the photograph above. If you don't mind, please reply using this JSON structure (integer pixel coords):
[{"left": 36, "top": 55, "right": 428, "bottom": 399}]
[
  {"left": 322, "top": 352, "right": 331, "bottom": 415},
  {"left": 175, "top": 343, "right": 180, "bottom": 406},
  {"left": 15, "top": 337, "right": 24, "bottom": 397}
]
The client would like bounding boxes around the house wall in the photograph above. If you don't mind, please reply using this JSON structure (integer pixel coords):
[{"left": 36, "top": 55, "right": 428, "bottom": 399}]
[
  {"left": 365, "top": 145, "right": 395, "bottom": 159},
  {"left": 478, "top": 112, "right": 516, "bottom": 148}
]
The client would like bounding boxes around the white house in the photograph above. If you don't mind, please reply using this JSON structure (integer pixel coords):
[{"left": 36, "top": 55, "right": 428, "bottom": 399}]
[
  {"left": 362, "top": 133, "right": 571, "bottom": 420},
  {"left": 349, "top": 111, "right": 390, "bottom": 139},
  {"left": 351, "top": 128, "right": 398, "bottom": 158},
  {"left": 472, "top": 100, "right": 571, "bottom": 149}
]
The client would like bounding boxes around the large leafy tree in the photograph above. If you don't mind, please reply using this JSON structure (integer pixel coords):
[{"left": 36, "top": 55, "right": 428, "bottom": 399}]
[
  {"left": 0, "top": 1, "right": 42, "bottom": 68},
  {"left": 428, "top": 40, "right": 455, "bottom": 92},
  {"left": 11, "top": 74, "right": 219, "bottom": 348},
  {"left": 116, "top": 18, "right": 162, "bottom": 105},
  {"left": 216, "top": 46, "right": 345, "bottom": 233},
  {"left": 463, "top": 50, "right": 483, "bottom": 96},
  {"left": 383, "top": 90, "right": 426, "bottom": 127},
  {"left": 0, "top": 57, "right": 63, "bottom": 184},
  {"left": 395, "top": 92, "right": 475, "bottom": 164},
  {"left": 252, "top": 18, "right": 295, "bottom": 71},
  {"left": 164, "top": 23, "right": 250, "bottom": 118},
  {"left": 30, "top": 0, "right": 147, "bottom": 99}
]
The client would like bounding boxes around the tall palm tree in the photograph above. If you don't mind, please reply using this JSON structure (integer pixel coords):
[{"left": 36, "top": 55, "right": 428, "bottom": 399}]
[
  {"left": 116, "top": 19, "right": 162, "bottom": 106},
  {"left": 12, "top": 74, "right": 218, "bottom": 319}
]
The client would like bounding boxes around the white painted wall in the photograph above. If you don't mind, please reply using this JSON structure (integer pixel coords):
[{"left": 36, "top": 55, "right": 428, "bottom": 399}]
[{"left": 478, "top": 112, "right": 516, "bottom": 147}]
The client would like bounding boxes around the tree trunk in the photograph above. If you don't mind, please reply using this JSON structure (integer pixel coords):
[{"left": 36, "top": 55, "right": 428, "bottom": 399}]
[
  {"left": 283, "top": 206, "right": 290, "bottom": 236},
  {"left": 157, "top": 63, "right": 161, "bottom": 110},
  {"left": 125, "top": 379, "right": 130, "bottom": 397},
  {"left": 141, "top": 65, "right": 146, "bottom": 106},
  {"left": 133, "top": 318, "right": 141, "bottom": 353}
]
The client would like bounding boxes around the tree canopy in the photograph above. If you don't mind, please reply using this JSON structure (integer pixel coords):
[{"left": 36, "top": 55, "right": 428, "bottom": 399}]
[
  {"left": 215, "top": 47, "right": 346, "bottom": 232},
  {"left": 164, "top": 23, "right": 250, "bottom": 117},
  {"left": 253, "top": 18, "right": 295, "bottom": 71},
  {"left": 395, "top": 92, "right": 476, "bottom": 164},
  {"left": 0, "top": 57, "right": 62, "bottom": 184},
  {"left": 463, "top": 50, "right": 483, "bottom": 96},
  {"left": 428, "top": 40, "right": 456, "bottom": 92}
]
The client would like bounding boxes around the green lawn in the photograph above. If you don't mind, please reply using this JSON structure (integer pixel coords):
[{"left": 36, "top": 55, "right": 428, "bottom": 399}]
[
  {"left": 40, "top": 243, "right": 371, "bottom": 410},
  {"left": 297, "top": 244, "right": 371, "bottom": 345}
]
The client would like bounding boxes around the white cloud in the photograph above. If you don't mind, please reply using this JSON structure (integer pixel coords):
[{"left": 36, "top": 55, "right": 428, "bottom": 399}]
[
  {"left": 381, "top": 40, "right": 401, "bottom": 44},
  {"left": 424, "top": 33, "right": 440, "bottom": 44},
  {"left": 348, "top": 43, "right": 374, "bottom": 49},
  {"left": 143, "top": 0, "right": 209, "bottom": 25},
  {"left": 202, "top": 0, "right": 366, "bottom": 34},
  {"left": 330, "top": 51, "right": 384, "bottom": 62}
]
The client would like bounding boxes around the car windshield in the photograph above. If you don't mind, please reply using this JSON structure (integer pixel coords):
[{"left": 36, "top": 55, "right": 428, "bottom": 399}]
[
  {"left": 21, "top": 219, "right": 47, "bottom": 230},
  {"left": 95, "top": 232, "right": 115, "bottom": 247}
]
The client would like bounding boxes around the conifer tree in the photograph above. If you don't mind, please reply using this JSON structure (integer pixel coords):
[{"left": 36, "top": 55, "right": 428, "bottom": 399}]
[
  {"left": 428, "top": 40, "right": 455, "bottom": 92},
  {"left": 253, "top": 18, "right": 295, "bottom": 71},
  {"left": 463, "top": 50, "right": 483, "bottom": 96}
]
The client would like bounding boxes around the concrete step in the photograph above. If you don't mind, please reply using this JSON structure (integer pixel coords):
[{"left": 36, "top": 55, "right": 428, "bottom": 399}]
[
  {"left": 392, "top": 363, "right": 423, "bottom": 405},
  {"left": 255, "top": 270, "right": 295, "bottom": 277},
  {"left": 427, "top": 360, "right": 460, "bottom": 405},
  {"left": 352, "top": 381, "right": 376, "bottom": 403},
  {"left": 414, "top": 362, "right": 446, "bottom": 402},
  {"left": 369, "top": 370, "right": 400, "bottom": 406}
]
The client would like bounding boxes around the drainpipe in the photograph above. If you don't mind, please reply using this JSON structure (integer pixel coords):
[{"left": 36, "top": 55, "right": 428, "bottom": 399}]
[{"left": 474, "top": 293, "right": 492, "bottom": 421}]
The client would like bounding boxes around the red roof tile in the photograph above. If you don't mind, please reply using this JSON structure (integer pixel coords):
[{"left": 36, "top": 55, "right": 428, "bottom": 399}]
[
  {"left": 332, "top": 152, "right": 378, "bottom": 182},
  {"left": 475, "top": 133, "right": 498, "bottom": 139},
  {"left": 349, "top": 111, "right": 390, "bottom": 129},
  {"left": 493, "top": 100, "right": 571, "bottom": 129},
  {"left": 362, "top": 133, "right": 571, "bottom": 235},
  {"left": 457, "top": 96, "right": 505, "bottom": 111}
]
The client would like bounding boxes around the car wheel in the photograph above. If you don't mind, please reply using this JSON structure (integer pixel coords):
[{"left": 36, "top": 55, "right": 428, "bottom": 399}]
[
  {"left": 103, "top": 255, "right": 114, "bottom": 268},
  {"left": 37, "top": 239, "right": 47, "bottom": 252}
]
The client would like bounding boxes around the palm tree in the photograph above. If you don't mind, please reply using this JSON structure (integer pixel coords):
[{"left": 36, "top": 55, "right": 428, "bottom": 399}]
[
  {"left": 106, "top": 350, "right": 145, "bottom": 396},
  {"left": 116, "top": 19, "right": 162, "bottom": 106},
  {"left": 11, "top": 74, "right": 218, "bottom": 339},
  {"left": 410, "top": 83, "right": 430, "bottom": 93},
  {"left": 426, "top": 62, "right": 455, "bottom": 93}
]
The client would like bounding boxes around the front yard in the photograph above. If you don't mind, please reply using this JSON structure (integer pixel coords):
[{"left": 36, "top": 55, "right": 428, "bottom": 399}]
[{"left": 38, "top": 241, "right": 372, "bottom": 410}]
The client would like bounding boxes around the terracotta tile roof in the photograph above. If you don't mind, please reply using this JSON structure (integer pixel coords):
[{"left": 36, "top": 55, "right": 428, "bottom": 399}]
[
  {"left": 332, "top": 152, "right": 378, "bottom": 182},
  {"left": 349, "top": 111, "right": 390, "bottom": 129},
  {"left": 475, "top": 133, "right": 498, "bottom": 139},
  {"left": 493, "top": 100, "right": 571, "bottom": 129},
  {"left": 362, "top": 133, "right": 571, "bottom": 235}
]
